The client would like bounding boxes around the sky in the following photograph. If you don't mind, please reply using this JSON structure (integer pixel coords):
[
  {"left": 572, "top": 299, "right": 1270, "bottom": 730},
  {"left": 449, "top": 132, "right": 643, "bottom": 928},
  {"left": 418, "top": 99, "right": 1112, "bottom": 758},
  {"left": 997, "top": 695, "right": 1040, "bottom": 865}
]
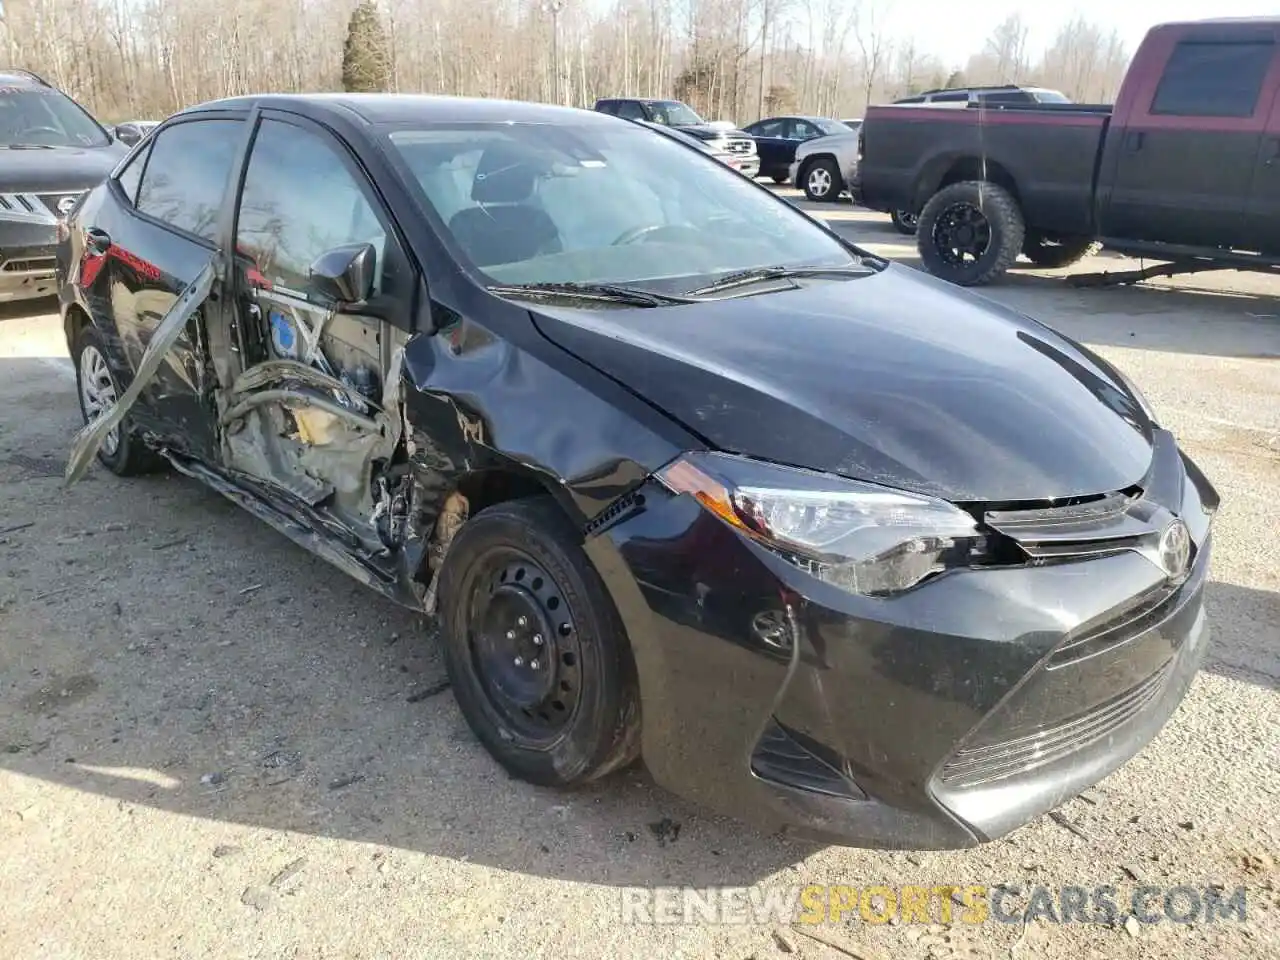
[{"left": 874, "top": 2, "right": 1280, "bottom": 67}]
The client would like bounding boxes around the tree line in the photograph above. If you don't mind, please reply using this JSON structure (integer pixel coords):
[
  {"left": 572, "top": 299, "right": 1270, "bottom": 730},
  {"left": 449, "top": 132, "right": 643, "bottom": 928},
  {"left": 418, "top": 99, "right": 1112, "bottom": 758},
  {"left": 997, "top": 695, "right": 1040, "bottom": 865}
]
[{"left": 1, "top": 0, "right": 1133, "bottom": 124}]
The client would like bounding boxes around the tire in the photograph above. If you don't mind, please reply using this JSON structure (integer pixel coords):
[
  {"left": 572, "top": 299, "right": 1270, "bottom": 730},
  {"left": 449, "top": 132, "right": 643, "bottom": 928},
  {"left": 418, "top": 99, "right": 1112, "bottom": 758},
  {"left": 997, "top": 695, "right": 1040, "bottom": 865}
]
[
  {"left": 1022, "top": 234, "right": 1101, "bottom": 268},
  {"left": 917, "top": 180, "right": 1025, "bottom": 287},
  {"left": 439, "top": 496, "right": 641, "bottom": 787},
  {"left": 771, "top": 172, "right": 790, "bottom": 184},
  {"left": 890, "top": 209, "right": 918, "bottom": 235},
  {"left": 801, "top": 157, "right": 842, "bottom": 202},
  {"left": 71, "top": 323, "right": 164, "bottom": 476}
]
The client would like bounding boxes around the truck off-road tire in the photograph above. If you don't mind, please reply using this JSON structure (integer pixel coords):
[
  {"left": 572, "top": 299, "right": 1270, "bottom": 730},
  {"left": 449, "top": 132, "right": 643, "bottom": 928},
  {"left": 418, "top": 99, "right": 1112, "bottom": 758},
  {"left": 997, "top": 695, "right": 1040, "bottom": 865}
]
[
  {"left": 801, "top": 157, "right": 843, "bottom": 202},
  {"left": 890, "top": 209, "right": 919, "bottom": 235},
  {"left": 1021, "top": 234, "right": 1101, "bottom": 268},
  {"left": 71, "top": 324, "right": 165, "bottom": 477},
  {"left": 917, "top": 180, "right": 1025, "bottom": 286},
  {"left": 439, "top": 496, "right": 642, "bottom": 788}
]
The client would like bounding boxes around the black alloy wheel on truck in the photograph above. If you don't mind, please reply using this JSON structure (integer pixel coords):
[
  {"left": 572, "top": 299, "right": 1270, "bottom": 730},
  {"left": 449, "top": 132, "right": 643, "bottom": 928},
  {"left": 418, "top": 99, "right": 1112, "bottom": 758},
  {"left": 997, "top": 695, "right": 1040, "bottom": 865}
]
[
  {"left": 917, "top": 180, "right": 1025, "bottom": 286},
  {"left": 890, "top": 209, "right": 918, "bottom": 235}
]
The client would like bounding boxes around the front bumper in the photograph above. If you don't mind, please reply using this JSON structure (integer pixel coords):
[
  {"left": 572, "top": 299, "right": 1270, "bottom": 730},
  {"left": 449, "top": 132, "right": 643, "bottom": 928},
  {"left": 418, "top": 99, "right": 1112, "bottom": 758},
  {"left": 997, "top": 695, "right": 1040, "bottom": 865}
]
[
  {"left": 719, "top": 153, "right": 759, "bottom": 178},
  {"left": 0, "top": 208, "right": 64, "bottom": 303},
  {"left": 585, "top": 438, "right": 1216, "bottom": 848}
]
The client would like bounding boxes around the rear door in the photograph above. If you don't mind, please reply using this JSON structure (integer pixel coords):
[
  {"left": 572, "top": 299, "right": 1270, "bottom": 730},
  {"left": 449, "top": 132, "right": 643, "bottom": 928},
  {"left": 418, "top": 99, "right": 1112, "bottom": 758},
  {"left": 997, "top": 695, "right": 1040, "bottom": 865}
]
[
  {"left": 1099, "top": 31, "right": 1278, "bottom": 247},
  {"left": 745, "top": 118, "right": 790, "bottom": 175},
  {"left": 93, "top": 113, "right": 247, "bottom": 462}
]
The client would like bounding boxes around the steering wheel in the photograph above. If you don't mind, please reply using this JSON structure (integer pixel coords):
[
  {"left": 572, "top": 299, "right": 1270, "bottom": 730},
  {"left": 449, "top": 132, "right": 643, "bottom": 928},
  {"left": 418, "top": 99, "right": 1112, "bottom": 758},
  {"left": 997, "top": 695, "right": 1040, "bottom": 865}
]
[{"left": 611, "top": 223, "right": 701, "bottom": 246}]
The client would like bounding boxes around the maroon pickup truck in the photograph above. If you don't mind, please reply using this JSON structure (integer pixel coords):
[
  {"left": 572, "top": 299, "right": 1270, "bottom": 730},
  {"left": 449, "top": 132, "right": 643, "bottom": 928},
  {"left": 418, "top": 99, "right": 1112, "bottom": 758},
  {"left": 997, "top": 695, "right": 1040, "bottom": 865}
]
[{"left": 854, "top": 18, "right": 1280, "bottom": 285}]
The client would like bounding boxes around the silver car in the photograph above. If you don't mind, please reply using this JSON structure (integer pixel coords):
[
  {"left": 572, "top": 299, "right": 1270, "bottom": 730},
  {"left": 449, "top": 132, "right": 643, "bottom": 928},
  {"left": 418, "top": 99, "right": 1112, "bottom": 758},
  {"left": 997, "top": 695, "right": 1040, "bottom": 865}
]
[{"left": 790, "top": 120, "right": 860, "bottom": 203}]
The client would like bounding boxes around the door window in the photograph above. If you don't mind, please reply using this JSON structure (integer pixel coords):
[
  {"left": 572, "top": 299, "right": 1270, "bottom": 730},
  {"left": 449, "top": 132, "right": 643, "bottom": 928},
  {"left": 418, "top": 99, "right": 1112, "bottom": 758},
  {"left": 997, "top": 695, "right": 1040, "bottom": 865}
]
[
  {"left": 135, "top": 118, "right": 244, "bottom": 242},
  {"left": 235, "top": 118, "right": 393, "bottom": 300},
  {"left": 792, "top": 120, "right": 821, "bottom": 140},
  {"left": 615, "top": 101, "right": 647, "bottom": 121},
  {"left": 1151, "top": 41, "right": 1275, "bottom": 118},
  {"left": 751, "top": 118, "right": 787, "bottom": 138},
  {"left": 114, "top": 140, "right": 152, "bottom": 206}
]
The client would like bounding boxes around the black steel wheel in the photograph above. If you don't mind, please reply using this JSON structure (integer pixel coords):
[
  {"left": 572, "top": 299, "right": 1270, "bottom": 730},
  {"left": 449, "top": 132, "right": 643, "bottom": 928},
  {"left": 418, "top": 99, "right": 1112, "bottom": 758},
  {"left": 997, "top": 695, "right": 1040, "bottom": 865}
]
[
  {"left": 465, "top": 549, "right": 583, "bottom": 744},
  {"left": 439, "top": 496, "right": 641, "bottom": 786},
  {"left": 917, "top": 180, "right": 1024, "bottom": 286}
]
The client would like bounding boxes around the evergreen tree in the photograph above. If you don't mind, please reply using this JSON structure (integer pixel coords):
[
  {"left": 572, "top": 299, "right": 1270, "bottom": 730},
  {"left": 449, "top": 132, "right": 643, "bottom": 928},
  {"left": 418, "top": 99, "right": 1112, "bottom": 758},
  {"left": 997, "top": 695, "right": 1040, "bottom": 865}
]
[{"left": 341, "top": 1, "right": 391, "bottom": 93}]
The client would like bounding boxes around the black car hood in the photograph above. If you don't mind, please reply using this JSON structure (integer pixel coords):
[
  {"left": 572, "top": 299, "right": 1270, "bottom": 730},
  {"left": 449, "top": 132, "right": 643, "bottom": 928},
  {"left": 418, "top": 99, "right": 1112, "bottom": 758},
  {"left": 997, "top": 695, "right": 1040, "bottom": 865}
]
[
  {"left": 0, "top": 143, "right": 127, "bottom": 193},
  {"left": 673, "top": 123, "right": 752, "bottom": 141},
  {"left": 529, "top": 264, "right": 1156, "bottom": 503}
]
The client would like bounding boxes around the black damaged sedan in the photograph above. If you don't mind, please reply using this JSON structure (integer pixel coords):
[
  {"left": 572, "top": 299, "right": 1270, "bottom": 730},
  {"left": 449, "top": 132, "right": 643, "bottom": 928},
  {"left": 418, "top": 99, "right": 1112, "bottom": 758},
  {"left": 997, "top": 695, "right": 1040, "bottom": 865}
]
[{"left": 57, "top": 94, "right": 1218, "bottom": 848}]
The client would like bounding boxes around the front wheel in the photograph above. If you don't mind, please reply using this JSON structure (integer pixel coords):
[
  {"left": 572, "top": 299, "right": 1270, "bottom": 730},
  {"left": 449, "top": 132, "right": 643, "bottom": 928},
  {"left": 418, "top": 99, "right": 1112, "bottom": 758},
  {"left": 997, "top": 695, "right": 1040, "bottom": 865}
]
[
  {"left": 802, "top": 158, "right": 842, "bottom": 203},
  {"left": 439, "top": 496, "right": 641, "bottom": 787},
  {"left": 917, "top": 180, "right": 1025, "bottom": 287},
  {"left": 890, "top": 209, "right": 918, "bottom": 235}
]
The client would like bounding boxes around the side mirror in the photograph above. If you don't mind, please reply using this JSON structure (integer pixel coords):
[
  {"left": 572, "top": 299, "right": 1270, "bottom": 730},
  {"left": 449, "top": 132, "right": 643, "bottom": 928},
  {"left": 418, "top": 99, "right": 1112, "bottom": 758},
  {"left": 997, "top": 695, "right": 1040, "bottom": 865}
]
[
  {"left": 308, "top": 242, "right": 376, "bottom": 305},
  {"left": 113, "top": 125, "right": 139, "bottom": 146}
]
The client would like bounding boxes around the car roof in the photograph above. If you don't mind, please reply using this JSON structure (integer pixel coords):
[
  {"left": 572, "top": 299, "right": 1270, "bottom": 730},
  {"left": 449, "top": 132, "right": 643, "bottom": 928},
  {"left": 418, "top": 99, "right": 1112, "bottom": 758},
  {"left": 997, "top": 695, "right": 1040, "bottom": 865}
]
[
  {"left": 0, "top": 70, "right": 48, "bottom": 88},
  {"left": 184, "top": 93, "right": 616, "bottom": 127}
]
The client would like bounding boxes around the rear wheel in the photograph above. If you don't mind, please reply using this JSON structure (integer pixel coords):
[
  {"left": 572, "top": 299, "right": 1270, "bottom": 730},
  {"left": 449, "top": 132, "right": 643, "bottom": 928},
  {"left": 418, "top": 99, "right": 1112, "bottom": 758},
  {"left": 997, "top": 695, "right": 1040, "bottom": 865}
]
[
  {"left": 71, "top": 324, "right": 163, "bottom": 476},
  {"left": 917, "top": 180, "right": 1024, "bottom": 286},
  {"left": 890, "top": 209, "right": 919, "bottom": 235},
  {"left": 802, "top": 158, "right": 842, "bottom": 203},
  {"left": 1022, "top": 234, "right": 1101, "bottom": 268},
  {"left": 439, "top": 497, "right": 641, "bottom": 787},
  {"left": 771, "top": 172, "right": 790, "bottom": 184}
]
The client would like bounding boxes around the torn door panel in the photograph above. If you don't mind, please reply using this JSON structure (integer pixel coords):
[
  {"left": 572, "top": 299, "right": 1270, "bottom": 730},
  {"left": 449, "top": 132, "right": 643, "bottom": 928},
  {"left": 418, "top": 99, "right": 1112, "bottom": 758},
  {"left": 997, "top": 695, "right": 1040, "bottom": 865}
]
[{"left": 65, "top": 259, "right": 216, "bottom": 485}]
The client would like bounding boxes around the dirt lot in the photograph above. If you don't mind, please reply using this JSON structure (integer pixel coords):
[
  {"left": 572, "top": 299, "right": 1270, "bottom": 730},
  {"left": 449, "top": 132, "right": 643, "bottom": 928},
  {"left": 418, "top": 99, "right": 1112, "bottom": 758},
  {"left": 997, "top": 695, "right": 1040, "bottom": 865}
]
[{"left": 2, "top": 194, "right": 1278, "bottom": 960}]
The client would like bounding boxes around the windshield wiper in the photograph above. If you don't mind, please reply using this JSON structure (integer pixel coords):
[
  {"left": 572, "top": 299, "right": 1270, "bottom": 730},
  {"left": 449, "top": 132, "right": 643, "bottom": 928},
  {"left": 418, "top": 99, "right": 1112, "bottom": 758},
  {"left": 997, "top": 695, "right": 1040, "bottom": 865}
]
[
  {"left": 688, "top": 263, "right": 873, "bottom": 297},
  {"left": 487, "top": 281, "right": 699, "bottom": 307},
  {"left": 2, "top": 143, "right": 57, "bottom": 150}
]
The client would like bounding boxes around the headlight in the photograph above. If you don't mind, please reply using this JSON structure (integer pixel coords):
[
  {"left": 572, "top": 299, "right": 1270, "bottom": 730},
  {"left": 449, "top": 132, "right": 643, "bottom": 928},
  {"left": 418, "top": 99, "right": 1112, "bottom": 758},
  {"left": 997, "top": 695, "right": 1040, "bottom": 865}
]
[{"left": 656, "top": 452, "right": 984, "bottom": 596}]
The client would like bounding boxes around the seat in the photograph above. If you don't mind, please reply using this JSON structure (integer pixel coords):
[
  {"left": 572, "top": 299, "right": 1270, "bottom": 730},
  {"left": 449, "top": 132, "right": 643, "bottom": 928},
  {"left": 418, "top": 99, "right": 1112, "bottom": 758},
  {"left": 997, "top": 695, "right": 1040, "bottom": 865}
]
[{"left": 446, "top": 144, "right": 562, "bottom": 268}]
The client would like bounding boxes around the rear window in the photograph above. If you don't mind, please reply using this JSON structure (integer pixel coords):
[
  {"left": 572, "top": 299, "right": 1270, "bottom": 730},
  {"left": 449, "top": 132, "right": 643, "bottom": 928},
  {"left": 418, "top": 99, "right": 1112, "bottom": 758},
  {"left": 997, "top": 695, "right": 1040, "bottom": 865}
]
[
  {"left": 1151, "top": 40, "right": 1275, "bottom": 117},
  {"left": 135, "top": 118, "right": 244, "bottom": 242}
]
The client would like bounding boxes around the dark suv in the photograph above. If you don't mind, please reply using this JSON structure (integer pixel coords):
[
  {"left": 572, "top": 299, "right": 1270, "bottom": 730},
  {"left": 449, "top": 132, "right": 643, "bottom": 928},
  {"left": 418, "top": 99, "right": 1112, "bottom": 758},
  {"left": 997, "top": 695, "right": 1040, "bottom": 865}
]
[
  {"left": 0, "top": 70, "right": 128, "bottom": 303},
  {"left": 593, "top": 98, "right": 758, "bottom": 175}
]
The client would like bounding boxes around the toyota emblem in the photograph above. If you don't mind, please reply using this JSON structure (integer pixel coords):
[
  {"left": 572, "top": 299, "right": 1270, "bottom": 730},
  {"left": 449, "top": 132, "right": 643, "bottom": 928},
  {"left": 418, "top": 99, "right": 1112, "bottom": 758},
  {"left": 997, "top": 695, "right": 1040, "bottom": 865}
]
[
  {"left": 56, "top": 195, "right": 78, "bottom": 215},
  {"left": 1157, "top": 518, "right": 1192, "bottom": 583}
]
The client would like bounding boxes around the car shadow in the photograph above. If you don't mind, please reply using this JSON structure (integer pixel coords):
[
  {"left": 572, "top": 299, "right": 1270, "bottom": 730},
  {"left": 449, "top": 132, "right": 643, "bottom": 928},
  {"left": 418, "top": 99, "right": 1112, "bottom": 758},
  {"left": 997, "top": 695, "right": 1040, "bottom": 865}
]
[{"left": 0, "top": 417, "right": 817, "bottom": 888}]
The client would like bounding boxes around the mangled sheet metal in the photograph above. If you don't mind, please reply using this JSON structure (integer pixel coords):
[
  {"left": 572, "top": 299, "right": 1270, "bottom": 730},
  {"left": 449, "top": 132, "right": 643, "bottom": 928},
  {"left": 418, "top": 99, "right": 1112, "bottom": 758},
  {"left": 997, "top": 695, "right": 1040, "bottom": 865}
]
[{"left": 64, "top": 260, "right": 215, "bottom": 485}]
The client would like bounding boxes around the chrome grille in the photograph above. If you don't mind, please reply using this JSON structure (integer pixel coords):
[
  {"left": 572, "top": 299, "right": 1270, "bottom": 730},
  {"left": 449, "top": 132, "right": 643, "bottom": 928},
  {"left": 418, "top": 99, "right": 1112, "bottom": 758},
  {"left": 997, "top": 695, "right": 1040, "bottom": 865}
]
[
  {"left": 723, "top": 137, "right": 755, "bottom": 155},
  {"left": 37, "top": 190, "right": 85, "bottom": 217},
  {"left": 1, "top": 256, "right": 56, "bottom": 274},
  {"left": 939, "top": 663, "right": 1171, "bottom": 788}
]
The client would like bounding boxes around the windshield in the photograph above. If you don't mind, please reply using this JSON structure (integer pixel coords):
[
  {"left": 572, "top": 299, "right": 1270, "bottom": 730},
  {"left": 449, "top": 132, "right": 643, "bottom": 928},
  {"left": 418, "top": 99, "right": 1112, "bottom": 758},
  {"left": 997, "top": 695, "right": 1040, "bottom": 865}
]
[
  {"left": 1031, "top": 90, "right": 1071, "bottom": 103},
  {"left": 387, "top": 121, "right": 860, "bottom": 294},
  {"left": 0, "top": 86, "right": 109, "bottom": 147},
  {"left": 650, "top": 101, "right": 704, "bottom": 126}
]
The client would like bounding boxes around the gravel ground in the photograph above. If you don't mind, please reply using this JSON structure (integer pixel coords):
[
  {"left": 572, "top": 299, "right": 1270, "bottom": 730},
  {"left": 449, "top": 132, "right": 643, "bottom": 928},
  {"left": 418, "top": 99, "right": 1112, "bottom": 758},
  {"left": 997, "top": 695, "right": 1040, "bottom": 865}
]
[{"left": 1, "top": 194, "right": 1277, "bottom": 960}]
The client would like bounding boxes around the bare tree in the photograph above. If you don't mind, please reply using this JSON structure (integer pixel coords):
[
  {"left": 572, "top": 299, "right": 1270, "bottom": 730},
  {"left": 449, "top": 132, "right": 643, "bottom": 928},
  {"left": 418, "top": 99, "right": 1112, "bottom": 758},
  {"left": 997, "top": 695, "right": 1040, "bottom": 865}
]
[
  {"left": 0, "top": 0, "right": 1132, "bottom": 126},
  {"left": 852, "top": 0, "right": 891, "bottom": 112}
]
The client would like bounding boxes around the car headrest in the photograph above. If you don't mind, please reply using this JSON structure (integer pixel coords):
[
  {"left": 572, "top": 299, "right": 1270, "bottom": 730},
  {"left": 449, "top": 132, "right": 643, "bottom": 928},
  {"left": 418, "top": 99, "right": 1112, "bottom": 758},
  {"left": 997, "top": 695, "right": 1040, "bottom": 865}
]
[{"left": 472, "top": 145, "right": 538, "bottom": 203}]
